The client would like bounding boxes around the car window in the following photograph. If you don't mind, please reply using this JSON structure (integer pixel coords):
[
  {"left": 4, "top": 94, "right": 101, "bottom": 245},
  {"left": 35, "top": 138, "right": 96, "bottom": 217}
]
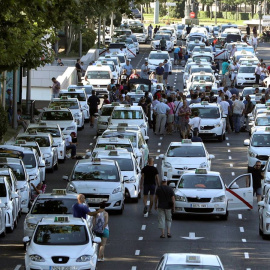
[
  {"left": 251, "top": 134, "right": 270, "bottom": 147},
  {"left": 0, "top": 164, "right": 25, "bottom": 180},
  {"left": 49, "top": 101, "right": 79, "bottom": 110},
  {"left": 23, "top": 153, "right": 37, "bottom": 169},
  {"left": 41, "top": 111, "right": 73, "bottom": 121},
  {"left": 191, "top": 108, "right": 220, "bottom": 119},
  {"left": 149, "top": 54, "right": 169, "bottom": 60},
  {"left": 101, "top": 107, "right": 115, "bottom": 116},
  {"left": 96, "top": 144, "right": 133, "bottom": 152},
  {"left": 59, "top": 93, "right": 86, "bottom": 101},
  {"left": 178, "top": 175, "right": 223, "bottom": 189},
  {"left": 167, "top": 146, "right": 205, "bottom": 157},
  {"left": 102, "top": 132, "right": 137, "bottom": 147},
  {"left": 27, "top": 128, "right": 61, "bottom": 138},
  {"left": 18, "top": 136, "right": 50, "bottom": 147},
  {"left": 87, "top": 71, "right": 110, "bottom": 79},
  {"left": 106, "top": 158, "right": 134, "bottom": 171},
  {"left": 238, "top": 67, "right": 256, "bottom": 73},
  {"left": 111, "top": 110, "right": 143, "bottom": 119}
]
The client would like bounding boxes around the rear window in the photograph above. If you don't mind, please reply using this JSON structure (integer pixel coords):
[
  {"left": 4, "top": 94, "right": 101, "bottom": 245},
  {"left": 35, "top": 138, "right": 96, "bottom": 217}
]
[{"left": 41, "top": 111, "right": 73, "bottom": 121}]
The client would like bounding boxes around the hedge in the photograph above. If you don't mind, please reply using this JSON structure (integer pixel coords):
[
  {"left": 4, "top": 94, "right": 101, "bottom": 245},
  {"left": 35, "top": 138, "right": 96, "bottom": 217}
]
[{"left": 198, "top": 11, "right": 260, "bottom": 20}]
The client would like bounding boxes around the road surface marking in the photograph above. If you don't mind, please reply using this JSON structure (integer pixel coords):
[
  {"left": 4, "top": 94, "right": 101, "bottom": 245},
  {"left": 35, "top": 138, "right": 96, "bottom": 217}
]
[
  {"left": 157, "top": 149, "right": 160, "bottom": 152},
  {"left": 226, "top": 137, "right": 229, "bottom": 140},
  {"left": 160, "top": 137, "right": 163, "bottom": 140},
  {"left": 238, "top": 214, "right": 242, "bottom": 219},
  {"left": 154, "top": 164, "right": 157, "bottom": 167},
  {"left": 158, "top": 143, "right": 161, "bottom": 146},
  {"left": 227, "top": 143, "right": 230, "bottom": 146},
  {"left": 138, "top": 237, "right": 143, "bottom": 240},
  {"left": 93, "top": 136, "right": 96, "bottom": 139},
  {"left": 14, "top": 266, "right": 21, "bottom": 270},
  {"left": 228, "top": 156, "right": 232, "bottom": 159},
  {"left": 242, "top": 239, "right": 247, "bottom": 242},
  {"left": 135, "top": 250, "right": 140, "bottom": 255},
  {"left": 232, "top": 172, "right": 235, "bottom": 176},
  {"left": 244, "top": 252, "right": 249, "bottom": 259},
  {"left": 240, "top": 227, "right": 244, "bottom": 232},
  {"left": 141, "top": 225, "right": 146, "bottom": 230},
  {"left": 181, "top": 232, "right": 204, "bottom": 240},
  {"left": 156, "top": 156, "right": 159, "bottom": 159},
  {"left": 131, "top": 266, "right": 137, "bottom": 270},
  {"left": 228, "top": 149, "right": 231, "bottom": 152},
  {"left": 147, "top": 201, "right": 150, "bottom": 205},
  {"left": 90, "top": 143, "right": 93, "bottom": 145},
  {"left": 230, "top": 164, "right": 233, "bottom": 167}
]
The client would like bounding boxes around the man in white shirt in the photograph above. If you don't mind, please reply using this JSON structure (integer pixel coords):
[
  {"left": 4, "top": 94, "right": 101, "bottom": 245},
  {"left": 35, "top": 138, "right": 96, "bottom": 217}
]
[
  {"left": 154, "top": 99, "right": 170, "bottom": 135},
  {"left": 224, "top": 86, "right": 232, "bottom": 99},
  {"left": 251, "top": 34, "right": 258, "bottom": 52},
  {"left": 232, "top": 96, "right": 245, "bottom": 133},
  {"left": 189, "top": 111, "right": 201, "bottom": 136},
  {"left": 220, "top": 97, "right": 231, "bottom": 133},
  {"left": 255, "top": 63, "right": 261, "bottom": 84}
]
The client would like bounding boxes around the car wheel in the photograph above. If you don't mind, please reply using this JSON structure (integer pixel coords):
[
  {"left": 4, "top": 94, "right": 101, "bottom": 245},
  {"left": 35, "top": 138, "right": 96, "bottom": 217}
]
[
  {"left": 259, "top": 224, "right": 263, "bottom": 236},
  {"left": 223, "top": 133, "right": 226, "bottom": 140},
  {"left": 218, "top": 135, "right": 223, "bottom": 142},
  {"left": 118, "top": 203, "right": 124, "bottom": 215},
  {"left": 14, "top": 216, "right": 17, "bottom": 229}
]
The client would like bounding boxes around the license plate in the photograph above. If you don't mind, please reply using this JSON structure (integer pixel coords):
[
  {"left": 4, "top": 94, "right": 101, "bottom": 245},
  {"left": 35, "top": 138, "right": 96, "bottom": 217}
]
[
  {"left": 50, "top": 267, "right": 72, "bottom": 270},
  {"left": 200, "top": 130, "right": 210, "bottom": 133},
  {"left": 191, "top": 204, "right": 207, "bottom": 208},
  {"left": 87, "top": 198, "right": 106, "bottom": 203}
]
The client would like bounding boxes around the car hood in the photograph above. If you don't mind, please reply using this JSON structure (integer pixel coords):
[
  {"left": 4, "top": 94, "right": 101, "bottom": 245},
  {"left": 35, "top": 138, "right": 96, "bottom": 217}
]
[
  {"left": 175, "top": 188, "right": 224, "bottom": 198},
  {"left": 41, "top": 120, "right": 75, "bottom": 127},
  {"left": 200, "top": 119, "right": 221, "bottom": 125},
  {"left": 89, "top": 79, "right": 111, "bottom": 85},
  {"left": 166, "top": 157, "right": 207, "bottom": 166},
  {"left": 71, "top": 181, "right": 121, "bottom": 193}
]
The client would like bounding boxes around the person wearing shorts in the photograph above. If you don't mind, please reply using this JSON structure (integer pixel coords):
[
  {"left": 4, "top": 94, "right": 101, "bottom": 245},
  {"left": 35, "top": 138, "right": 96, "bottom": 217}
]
[
  {"left": 87, "top": 90, "right": 100, "bottom": 127},
  {"left": 248, "top": 161, "right": 263, "bottom": 202},
  {"left": 140, "top": 157, "right": 160, "bottom": 214}
]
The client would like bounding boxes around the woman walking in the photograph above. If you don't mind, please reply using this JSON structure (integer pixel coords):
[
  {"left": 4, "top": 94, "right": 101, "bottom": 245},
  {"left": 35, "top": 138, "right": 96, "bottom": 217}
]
[
  {"left": 178, "top": 100, "right": 191, "bottom": 139},
  {"left": 166, "top": 97, "right": 175, "bottom": 134}
]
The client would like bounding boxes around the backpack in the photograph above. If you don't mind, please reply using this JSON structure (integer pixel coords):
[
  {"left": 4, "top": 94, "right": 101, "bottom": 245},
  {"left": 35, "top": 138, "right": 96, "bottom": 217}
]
[{"left": 93, "top": 213, "right": 105, "bottom": 234}]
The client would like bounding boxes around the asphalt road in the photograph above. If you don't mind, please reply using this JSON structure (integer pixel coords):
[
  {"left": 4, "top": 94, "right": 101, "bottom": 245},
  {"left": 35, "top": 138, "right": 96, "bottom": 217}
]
[{"left": 1, "top": 41, "right": 270, "bottom": 270}]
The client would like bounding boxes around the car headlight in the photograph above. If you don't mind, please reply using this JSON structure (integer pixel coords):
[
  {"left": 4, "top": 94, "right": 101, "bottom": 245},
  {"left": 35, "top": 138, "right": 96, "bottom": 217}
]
[
  {"left": 29, "top": 254, "right": 45, "bottom": 262},
  {"left": 212, "top": 195, "right": 225, "bottom": 202},
  {"left": 112, "top": 186, "right": 122, "bottom": 194},
  {"left": 68, "top": 184, "right": 77, "bottom": 193},
  {"left": 248, "top": 151, "right": 257, "bottom": 158},
  {"left": 67, "top": 126, "right": 75, "bottom": 130},
  {"left": 126, "top": 176, "right": 136, "bottom": 183},
  {"left": 27, "top": 222, "right": 36, "bottom": 230},
  {"left": 200, "top": 162, "right": 207, "bottom": 168},
  {"left": 175, "top": 195, "right": 186, "bottom": 201},
  {"left": 43, "top": 153, "right": 52, "bottom": 158},
  {"left": 76, "top": 255, "right": 92, "bottom": 262},
  {"left": 74, "top": 113, "right": 80, "bottom": 118},
  {"left": 214, "top": 124, "right": 221, "bottom": 127},
  {"left": 164, "top": 162, "right": 172, "bottom": 169}
]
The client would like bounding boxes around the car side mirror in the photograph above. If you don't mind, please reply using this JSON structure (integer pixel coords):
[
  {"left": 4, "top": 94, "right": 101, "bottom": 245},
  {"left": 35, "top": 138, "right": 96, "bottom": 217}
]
[
  {"left": 258, "top": 201, "right": 264, "bottom": 208},
  {"left": 63, "top": 175, "right": 69, "bottom": 181},
  {"left": 230, "top": 183, "right": 239, "bottom": 189},
  {"left": 39, "top": 160, "right": 45, "bottom": 168},
  {"left": 159, "top": 154, "right": 165, "bottom": 159},
  {"left": 209, "top": 154, "right": 215, "bottom": 159},
  {"left": 11, "top": 192, "right": 19, "bottom": 199},
  {"left": 23, "top": 236, "right": 31, "bottom": 243},
  {"left": 244, "top": 139, "right": 250, "bottom": 146},
  {"left": 93, "top": 236, "right": 102, "bottom": 244},
  {"left": 144, "top": 136, "right": 149, "bottom": 141}
]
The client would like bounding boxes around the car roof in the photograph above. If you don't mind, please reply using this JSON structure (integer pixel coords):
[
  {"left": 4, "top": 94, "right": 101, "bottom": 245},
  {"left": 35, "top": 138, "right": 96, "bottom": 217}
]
[
  {"left": 17, "top": 132, "right": 51, "bottom": 138},
  {"left": 96, "top": 137, "right": 132, "bottom": 144},
  {"left": 0, "top": 157, "right": 22, "bottom": 164},
  {"left": 0, "top": 145, "right": 34, "bottom": 154},
  {"left": 38, "top": 217, "right": 86, "bottom": 226},
  {"left": 169, "top": 141, "right": 204, "bottom": 146},
  {"left": 96, "top": 150, "right": 132, "bottom": 159},
  {"left": 113, "top": 105, "right": 143, "bottom": 110},
  {"left": 76, "top": 159, "right": 117, "bottom": 165},
  {"left": 189, "top": 103, "right": 220, "bottom": 108},
  {"left": 27, "top": 123, "right": 61, "bottom": 129},
  {"left": 37, "top": 193, "right": 78, "bottom": 199}
]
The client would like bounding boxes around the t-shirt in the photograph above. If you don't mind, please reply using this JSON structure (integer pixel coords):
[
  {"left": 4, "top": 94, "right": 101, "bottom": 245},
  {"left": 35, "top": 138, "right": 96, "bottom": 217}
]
[
  {"left": 174, "top": 47, "right": 180, "bottom": 54},
  {"left": 189, "top": 116, "right": 201, "bottom": 129},
  {"left": 155, "top": 185, "right": 175, "bottom": 209},
  {"left": 75, "top": 63, "right": 81, "bottom": 72},
  {"left": 65, "top": 135, "right": 72, "bottom": 146},
  {"left": 248, "top": 167, "right": 263, "bottom": 189},
  {"left": 156, "top": 66, "right": 164, "bottom": 75},
  {"left": 233, "top": 100, "right": 245, "bottom": 114},
  {"left": 222, "top": 62, "right": 229, "bottom": 75},
  {"left": 220, "top": 101, "right": 230, "bottom": 115},
  {"left": 72, "top": 203, "right": 89, "bottom": 219},
  {"left": 164, "top": 63, "right": 169, "bottom": 73},
  {"left": 141, "top": 165, "right": 159, "bottom": 185},
  {"left": 87, "top": 95, "right": 100, "bottom": 110}
]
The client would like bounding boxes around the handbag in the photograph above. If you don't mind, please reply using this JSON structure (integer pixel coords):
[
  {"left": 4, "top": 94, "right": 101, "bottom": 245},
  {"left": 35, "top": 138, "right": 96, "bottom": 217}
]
[{"left": 160, "top": 186, "right": 173, "bottom": 209}]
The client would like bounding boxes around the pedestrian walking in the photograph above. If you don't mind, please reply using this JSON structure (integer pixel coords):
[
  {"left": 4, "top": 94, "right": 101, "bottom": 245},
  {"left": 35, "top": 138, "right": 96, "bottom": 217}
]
[
  {"left": 154, "top": 99, "right": 170, "bottom": 135},
  {"left": 178, "top": 100, "right": 191, "bottom": 139},
  {"left": 75, "top": 59, "right": 82, "bottom": 82},
  {"left": 140, "top": 61, "right": 150, "bottom": 79},
  {"left": 253, "top": 26, "right": 257, "bottom": 36},
  {"left": 155, "top": 177, "right": 175, "bottom": 238},
  {"left": 141, "top": 158, "right": 160, "bottom": 214},
  {"left": 173, "top": 46, "right": 180, "bottom": 65},
  {"left": 166, "top": 97, "right": 175, "bottom": 134},
  {"left": 87, "top": 90, "right": 100, "bottom": 127},
  {"left": 160, "top": 36, "right": 166, "bottom": 51},
  {"left": 243, "top": 95, "right": 254, "bottom": 132},
  {"left": 17, "top": 109, "right": 28, "bottom": 131},
  {"left": 189, "top": 111, "right": 201, "bottom": 136},
  {"left": 5, "top": 88, "right": 13, "bottom": 125},
  {"left": 255, "top": 63, "right": 261, "bottom": 84},
  {"left": 148, "top": 24, "right": 153, "bottom": 39},
  {"left": 163, "top": 59, "right": 169, "bottom": 85},
  {"left": 50, "top": 77, "right": 61, "bottom": 99},
  {"left": 247, "top": 161, "right": 263, "bottom": 202},
  {"left": 251, "top": 34, "right": 259, "bottom": 52},
  {"left": 156, "top": 63, "right": 164, "bottom": 83},
  {"left": 152, "top": 95, "right": 160, "bottom": 131},
  {"left": 123, "top": 60, "right": 133, "bottom": 77},
  {"left": 220, "top": 96, "right": 232, "bottom": 133},
  {"left": 232, "top": 96, "right": 245, "bottom": 133}
]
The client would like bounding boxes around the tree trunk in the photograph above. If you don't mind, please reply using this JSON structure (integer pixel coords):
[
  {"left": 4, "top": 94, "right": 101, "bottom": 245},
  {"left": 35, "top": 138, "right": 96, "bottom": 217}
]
[
  {"left": 202, "top": 4, "right": 205, "bottom": 11},
  {"left": 146, "top": 3, "right": 149, "bottom": 14}
]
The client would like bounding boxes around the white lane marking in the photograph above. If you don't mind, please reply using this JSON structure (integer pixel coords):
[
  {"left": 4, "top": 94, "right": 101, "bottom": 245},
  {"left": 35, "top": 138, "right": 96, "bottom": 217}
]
[
  {"left": 154, "top": 164, "right": 157, "bottom": 167},
  {"left": 157, "top": 149, "right": 160, "bottom": 152},
  {"left": 238, "top": 214, "right": 242, "bottom": 219},
  {"left": 144, "top": 212, "right": 148, "bottom": 218},
  {"left": 147, "top": 201, "right": 150, "bottom": 206},
  {"left": 228, "top": 156, "right": 232, "bottom": 159},
  {"left": 226, "top": 137, "right": 229, "bottom": 140},
  {"left": 174, "top": 83, "right": 176, "bottom": 84},
  {"left": 135, "top": 250, "right": 140, "bottom": 255},
  {"left": 160, "top": 137, "right": 163, "bottom": 140},
  {"left": 14, "top": 266, "right": 21, "bottom": 270},
  {"left": 231, "top": 172, "right": 235, "bottom": 176},
  {"left": 228, "top": 149, "right": 231, "bottom": 152},
  {"left": 94, "top": 136, "right": 96, "bottom": 139},
  {"left": 240, "top": 227, "right": 244, "bottom": 232},
  {"left": 156, "top": 156, "right": 159, "bottom": 159},
  {"left": 227, "top": 143, "right": 230, "bottom": 146},
  {"left": 158, "top": 142, "right": 161, "bottom": 146},
  {"left": 132, "top": 266, "right": 137, "bottom": 270},
  {"left": 242, "top": 239, "right": 247, "bottom": 242},
  {"left": 244, "top": 252, "right": 249, "bottom": 259},
  {"left": 90, "top": 143, "right": 93, "bottom": 145},
  {"left": 141, "top": 225, "right": 146, "bottom": 230},
  {"left": 230, "top": 164, "right": 233, "bottom": 167},
  {"left": 138, "top": 237, "right": 143, "bottom": 240},
  {"left": 246, "top": 269, "right": 251, "bottom": 270}
]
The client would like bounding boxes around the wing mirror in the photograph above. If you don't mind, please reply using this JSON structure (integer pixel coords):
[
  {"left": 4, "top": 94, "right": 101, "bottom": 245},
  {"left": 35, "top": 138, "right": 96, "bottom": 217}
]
[
  {"left": 243, "top": 139, "right": 250, "bottom": 146},
  {"left": 93, "top": 236, "right": 102, "bottom": 244},
  {"left": 62, "top": 175, "right": 69, "bottom": 181},
  {"left": 230, "top": 183, "right": 239, "bottom": 189}
]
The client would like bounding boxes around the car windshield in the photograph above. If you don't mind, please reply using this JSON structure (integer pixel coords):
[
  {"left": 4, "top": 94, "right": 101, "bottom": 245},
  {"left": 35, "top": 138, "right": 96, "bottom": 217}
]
[
  {"left": 23, "top": 153, "right": 36, "bottom": 169},
  {"left": 50, "top": 101, "right": 79, "bottom": 110},
  {"left": 17, "top": 136, "right": 50, "bottom": 147},
  {"left": 188, "top": 44, "right": 202, "bottom": 51},
  {"left": 128, "top": 94, "right": 144, "bottom": 103},
  {"left": 255, "top": 117, "right": 270, "bottom": 126},
  {"left": 189, "top": 36, "right": 203, "bottom": 42},
  {"left": 59, "top": 93, "right": 86, "bottom": 101},
  {"left": 251, "top": 134, "right": 270, "bottom": 147},
  {"left": 106, "top": 158, "right": 134, "bottom": 171},
  {"left": 193, "top": 56, "right": 212, "bottom": 62},
  {"left": 178, "top": 175, "right": 223, "bottom": 189},
  {"left": 167, "top": 146, "right": 205, "bottom": 157},
  {"left": 96, "top": 144, "right": 133, "bottom": 152},
  {"left": 102, "top": 132, "right": 137, "bottom": 147},
  {"left": 154, "top": 35, "right": 170, "bottom": 40},
  {"left": 111, "top": 110, "right": 143, "bottom": 119},
  {"left": 34, "top": 224, "right": 88, "bottom": 245},
  {"left": 104, "top": 64, "right": 115, "bottom": 72},
  {"left": 27, "top": 128, "right": 61, "bottom": 138},
  {"left": 149, "top": 54, "right": 169, "bottom": 60},
  {"left": 87, "top": 71, "right": 110, "bottom": 79},
  {"left": 72, "top": 164, "right": 119, "bottom": 181},
  {"left": 178, "top": 25, "right": 185, "bottom": 30},
  {"left": 193, "top": 48, "right": 211, "bottom": 53},
  {"left": 116, "top": 55, "right": 125, "bottom": 63},
  {"left": 101, "top": 107, "right": 115, "bottom": 116},
  {"left": 164, "top": 266, "right": 222, "bottom": 270},
  {"left": 132, "top": 28, "right": 144, "bottom": 33},
  {"left": 191, "top": 68, "right": 212, "bottom": 74},
  {"left": 191, "top": 108, "right": 220, "bottom": 119},
  {"left": 239, "top": 66, "right": 256, "bottom": 73},
  {"left": 192, "top": 75, "right": 213, "bottom": 82},
  {"left": 41, "top": 111, "right": 73, "bottom": 121},
  {"left": 0, "top": 183, "right": 6, "bottom": 197},
  {"left": 236, "top": 55, "right": 252, "bottom": 61},
  {"left": 68, "top": 86, "right": 93, "bottom": 95},
  {"left": 0, "top": 164, "right": 25, "bottom": 180},
  {"left": 31, "top": 198, "right": 77, "bottom": 214},
  {"left": 242, "top": 89, "right": 254, "bottom": 96}
]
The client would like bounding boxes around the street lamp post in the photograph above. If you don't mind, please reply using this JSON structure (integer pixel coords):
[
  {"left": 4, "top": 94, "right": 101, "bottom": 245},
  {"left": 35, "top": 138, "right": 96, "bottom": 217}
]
[{"left": 259, "top": 2, "right": 262, "bottom": 34}]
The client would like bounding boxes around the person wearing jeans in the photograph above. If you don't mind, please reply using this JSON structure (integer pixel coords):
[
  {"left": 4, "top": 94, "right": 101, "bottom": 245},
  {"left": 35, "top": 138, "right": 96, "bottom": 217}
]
[{"left": 232, "top": 96, "right": 245, "bottom": 133}]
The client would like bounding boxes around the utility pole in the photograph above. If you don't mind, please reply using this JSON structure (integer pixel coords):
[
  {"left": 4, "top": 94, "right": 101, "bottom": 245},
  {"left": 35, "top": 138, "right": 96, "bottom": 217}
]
[
  {"left": 79, "top": 30, "right": 82, "bottom": 58},
  {"left": 141, "top": 4, "right": 143, "bottom": 23},
  {"left": 259, "top": 1, "right": 262, "bottom": 34},
  {"left": 97, "top": 16, "right": 101, "bottom": 49},
  {"left": 12, "top": 69, "right": 18, "bottom": 130},
  {"left": 154, "top": 0, "right": 159, "bottom": 24}
]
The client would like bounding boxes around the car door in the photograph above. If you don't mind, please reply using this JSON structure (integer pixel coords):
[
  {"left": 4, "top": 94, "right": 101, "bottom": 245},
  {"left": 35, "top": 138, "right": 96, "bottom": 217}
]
[{"left": 226, "top": 173, "right": 253, "bottom": 210}]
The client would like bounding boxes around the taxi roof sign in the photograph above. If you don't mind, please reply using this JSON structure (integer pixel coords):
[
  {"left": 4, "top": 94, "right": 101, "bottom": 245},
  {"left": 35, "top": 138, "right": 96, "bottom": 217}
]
[
  {"left": 16, "top": 140, "right": 27, "bottom": 145},
  {"left": 117, "top": 127, "right": 126, "bottom": 132},
  {"left": 28, "top": 130, "right": 38, "bottom": 135},
  {"left": 53, "top": 106, "right": 62, "bottom": 110},
  {"left": 60, "top": 96, "right": 68, "bottom": 100},
  {"left": 124, "top": 104, "right": 131, "bottom": 107},
  {"left": 109, "top": 150, "right": 119, "bottom": 156},
  {"left": 109, "top": 137, "right": 118, "bottom": 142},
  {"left": 199, "top": 80, "right": 206, "bottom": 83},
  {"left": 92, "top": 158, "right": 101, "bottom": 164},
  {"left": 112, "top": 102, "right": 120, "bottom": 106},
  {"left": 253, "top": 84, "right": 260, "bottom": 88},
  {"left": 182, "top": 139, "right": 192, "bottom": 144},
  {"left": 186, "top": 255, "right": 201, "bottom": 263},
  {"left": 105, "top": 145, "right": 116, "bottom": 150},
  {"left": 136, "top": 90, "right": 143, "bottom": 94},
  {"left": 195, "top": 168, "right": 207, "bottom": 174},
  {"left": 118, "top": 123, "right": 128, "bottom": 127},
  {"left": 39, "top": 122, "right": 47, "bottom": 126},
  {"left": 201, "top": 101, "right": 209, "bottom": 105},
  {"left": 52, "top": 189, "right": 66, "bottom": 195},
  {"left": 54, "top": 216, "right": 69, "bottom": 223}
]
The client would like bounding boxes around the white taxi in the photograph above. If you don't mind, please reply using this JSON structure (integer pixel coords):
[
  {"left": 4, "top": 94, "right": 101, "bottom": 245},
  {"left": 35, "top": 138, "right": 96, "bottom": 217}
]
[
  {"left": 156, "top": 253, "right": 224, "bottom": 270},
  {"left": 64, "top": 158, "right": 125, "bottom": 214},
  {"left": 190, "top": 102, "right": 226, "bottom": 142},
  {"left": 0, "top": 157, "right": 30, "bottom": 213},
  {"left": 186, "top": 72, "right": 217, "bottom": 91},
  {"left": 146, "top": 50, "right": 173, "bottom": 73},
  {"left": 259, "top": 188, "right": 270, "bottom": 239},
  {"left": 49, "top": 97, "right": 84, "bottom": 130},
  {"left": 24, "top": 216, "right": 100, "bottom": 270},
  {"left": 59, "top": 88, "right": 90, "bottom": 122},
  {"left": 235, "top": 63, "right": 257, "bottom": 87},
  {"left": 186, "top": 40, "right": 206, "bottom": 55},
  {"left": 171, "top": 169, "right": 253, "bottom": 219},
  {"left": 26, "top": 122, "right": 66, "bottom": 162},
  {"left": 95, "top": 150, "right": 141, "bottom": 202},
  {"left": 151, "top": 34, "right": 174, "bottom": 51},
  {"left": 0, "top": 201, "right": 6, "bottom": 237},
  {"left": 39, "top": 107, "right": 77, "bottom": 136},
  {"left": 250, "top": 112, "right": 270, "bottom": 135},
  {"left": 159, "top": 140, "right": 215, "bottom": 185},
  {"left": 244, "top": 127, "right": 270, "bottom": 170},
  {"left": 0, "top": 176, "right": 19, "bottom": 232},
  {"left": 16, "top": 131, "right": 58, "bottom": 172},
  {"left": 109, "top": 105, "right": 149, "bottom": 137}
]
